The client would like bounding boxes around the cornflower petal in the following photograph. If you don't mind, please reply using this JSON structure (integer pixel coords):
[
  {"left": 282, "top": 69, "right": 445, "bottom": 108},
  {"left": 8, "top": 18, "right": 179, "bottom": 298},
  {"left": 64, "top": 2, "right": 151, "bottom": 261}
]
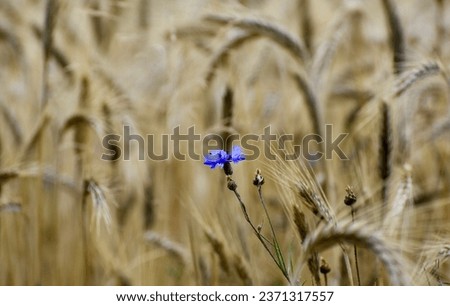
[
  {"left": 231, "top": 146, "right": 245, "bottom": 163},
  {"left": 204, "top": 149, "right": 228, "bottom": 168},
  {"left": 204, "top": 146, "right": 245, "bottom": 169}
]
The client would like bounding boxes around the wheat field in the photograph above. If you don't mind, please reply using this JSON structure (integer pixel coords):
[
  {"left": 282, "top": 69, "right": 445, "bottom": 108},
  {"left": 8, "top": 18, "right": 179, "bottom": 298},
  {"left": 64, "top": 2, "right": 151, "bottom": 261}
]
[{"left": 0, "top": 0, "right": 449, "bottom": 286}]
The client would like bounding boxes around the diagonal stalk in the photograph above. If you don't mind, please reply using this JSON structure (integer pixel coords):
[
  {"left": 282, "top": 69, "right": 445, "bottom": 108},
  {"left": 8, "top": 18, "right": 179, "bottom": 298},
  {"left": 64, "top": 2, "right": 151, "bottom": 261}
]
[{"left": 230, "top": 188, "right": 291, "bottom": 283}]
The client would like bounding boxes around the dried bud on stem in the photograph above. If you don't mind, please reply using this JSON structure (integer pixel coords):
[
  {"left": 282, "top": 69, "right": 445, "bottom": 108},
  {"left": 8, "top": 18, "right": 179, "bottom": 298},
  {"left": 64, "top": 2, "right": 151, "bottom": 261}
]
[
  {"left": 344, "top": 186, "right": 357, "bottom": 206},
  {"left": 227, "top": 176, "right": 237, "bottom": 191},
  {"left": 253, "top": 168, "right": 264, "bottom": 187},
  {"left": 223, "top": 162, "right": 233, "bottom": 176},
  {"left": 320, "top": 257, "right": 331, "bottom": 274}
]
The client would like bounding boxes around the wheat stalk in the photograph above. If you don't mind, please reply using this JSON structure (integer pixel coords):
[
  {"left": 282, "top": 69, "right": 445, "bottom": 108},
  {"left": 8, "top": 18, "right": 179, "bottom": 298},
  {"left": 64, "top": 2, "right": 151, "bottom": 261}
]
[
  {"left": 144, "top": 231, "right": 189, "bottom": 264},
  {"left": 40, "top": 0, "right": 59, "bottom": 110},
  {"left": 292, "top": 73, "right": 323, "bottom": 138},
  {"left": 393, "top": 61, "right": 441, "bottom": 97},
  {"left": 298, "top": 0, "right": 312, "bottom": 53},
  {"left": 31, "top": 24, "right": 73, "bottom": 82},
  {"left": 302, "top": 222, "right": 410, "bottom": 285},
  {"left": 0, "top": 101, "right": 22, "bottom": 146},
  {"left": 381, "top": 0, "right": 406, "bottom": 75},
  {"left": 205, "top": 32, "right": 258, "bottom": 85},
  {"left": 204, "top": 14, "right": 309, "bottom": 65},
  {"left": 379, "top": 101, "right": 392, "bottom": 212}
]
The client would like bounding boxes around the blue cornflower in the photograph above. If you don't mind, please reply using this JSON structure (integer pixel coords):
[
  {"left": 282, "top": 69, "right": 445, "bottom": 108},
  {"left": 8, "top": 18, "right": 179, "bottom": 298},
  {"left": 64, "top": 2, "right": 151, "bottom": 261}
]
[
  {"left": 204, "top": 146, "right": 245, "bottom": 169},
  {"left": 204, "top": 149, "right": 229, "bottom": 169},
  {"left": 230, "top": 145, "right": 245, "bottom": 163}
]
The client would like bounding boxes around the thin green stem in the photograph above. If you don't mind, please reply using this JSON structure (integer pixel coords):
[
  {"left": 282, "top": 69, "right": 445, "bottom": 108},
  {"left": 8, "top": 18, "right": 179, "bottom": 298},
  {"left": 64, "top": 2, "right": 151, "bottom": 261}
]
[
  {"left": 352, "top": 208, "right": 361, "bottom": 286},
  {"left": 256, "top": 186, "right": 288, "bottom": 277},
  {"left": 231, "top": 188, "right": 291, "bottom": 283}
]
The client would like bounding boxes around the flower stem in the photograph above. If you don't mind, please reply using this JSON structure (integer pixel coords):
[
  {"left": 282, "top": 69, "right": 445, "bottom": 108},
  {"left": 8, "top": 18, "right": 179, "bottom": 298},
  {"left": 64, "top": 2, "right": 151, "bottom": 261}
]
[
  {"left": 230, "top": 187, "right": 290, "bottom": 283},
  {"left": 352, "top": 208, "right": 361, "bottom": 285},
  {"left": 256, "top": 186, "right": 288, "bottom": 278}
]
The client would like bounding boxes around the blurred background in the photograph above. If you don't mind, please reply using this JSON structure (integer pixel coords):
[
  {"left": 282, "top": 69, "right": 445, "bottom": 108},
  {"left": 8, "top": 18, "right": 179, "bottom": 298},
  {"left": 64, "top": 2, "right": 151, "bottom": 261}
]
[{"left": 0, "top": 0, "right": 449, "bottom": 285}]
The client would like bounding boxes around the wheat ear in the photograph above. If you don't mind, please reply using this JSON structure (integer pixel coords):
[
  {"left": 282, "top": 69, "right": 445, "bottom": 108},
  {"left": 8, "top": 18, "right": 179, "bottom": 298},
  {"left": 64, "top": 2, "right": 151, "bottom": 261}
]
[
  {"left": 379, "top": 101, "right": 392, "bottom": 212},
  {"left": 393, "top": 62, "right": 441, "bottom": 97},
  {"left": 302, "top": 222, "right": 410, "bottom": 285},
  {"left": 381, "top": 0, "right": 406, "bottom": 75},
  {"left": 41, "top": 0, "right": 59, "bottom": 110},
  {"left": 205, "top": 32, "right": 258, "bottom": 85},
  {"left": 204, "top": 14, "right": 309, "bottom": 65}
]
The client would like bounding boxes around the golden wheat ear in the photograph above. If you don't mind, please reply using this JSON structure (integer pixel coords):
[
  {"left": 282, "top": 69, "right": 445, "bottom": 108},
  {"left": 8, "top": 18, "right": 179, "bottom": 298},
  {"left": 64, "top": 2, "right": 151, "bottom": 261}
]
[
  {"left": 204, "top": 14, "right": 309, "bottom": 65},
  {"left": 301, "top": 221, "right": 411, "bottom": 285}
]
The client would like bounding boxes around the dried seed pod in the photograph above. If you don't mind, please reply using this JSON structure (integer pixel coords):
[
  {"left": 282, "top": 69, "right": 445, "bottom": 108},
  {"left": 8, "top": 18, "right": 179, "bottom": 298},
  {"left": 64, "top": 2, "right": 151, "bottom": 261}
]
[
  {"left": 253, "top": 169, "right": 264, "bottom": 186},
  {"left": 344, "top": 186, "right": 357, "bottom": 206},
  {"left": 320, "top": 257, "right": 331, "bottom": 274},
  {"left": 227, "top": 176, "right": 237, "bottom": 191},
  {"left": 257, "top": 224, "right": 263, "bottom": 233},
  {"left": 223, "top": 162, "right": 233, "bottom": 176}
]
